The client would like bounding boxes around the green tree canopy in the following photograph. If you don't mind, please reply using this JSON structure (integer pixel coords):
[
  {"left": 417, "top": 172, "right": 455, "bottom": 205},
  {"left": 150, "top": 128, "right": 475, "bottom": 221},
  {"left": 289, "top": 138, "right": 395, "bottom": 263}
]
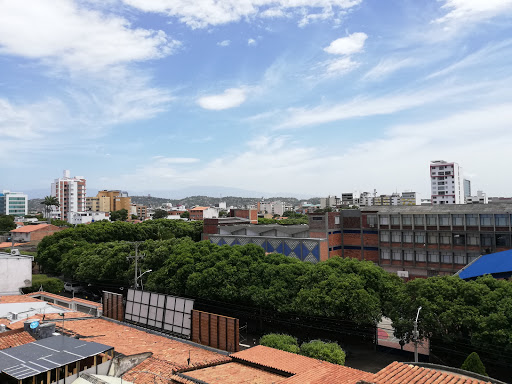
[
  {"left": 110, "top": 209, "right": 128, "bottom": 222},
  {"left": 300, "top": 340, "right": 346, "bottom": 365},
  {"left": 152, "top": 209, "right": 168, "bottom": 219},
  {"left": 461, "top": 352, "right": 487, "bottom": 376},
  {"left": 180, "top": 211, "right": 190, "bottom": 219},
  {"left": 24, "top": 274, "right": 64, "bottom": 294},
  {"left": 0, "top": 215, "right": 16, "bottom": 233},
  {"left": 259, "top": 333, "right": 300, "bottom": 354},
  {"left": 40, "top": 196, "right": 60, "bottom": 219}
]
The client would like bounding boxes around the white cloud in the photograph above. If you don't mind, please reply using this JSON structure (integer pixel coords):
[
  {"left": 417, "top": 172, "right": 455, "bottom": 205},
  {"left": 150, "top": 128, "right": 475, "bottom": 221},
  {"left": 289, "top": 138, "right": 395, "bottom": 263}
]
[
  {"left": 435, "top": 0, "right": 512, "bottom": 24},
  {"left": 197, "top": 88, "right": 248, "bottom": 110},
  {"left": 324, "top": 57, "right": 360, "bottom": 76},
  {"left": 247, "top": 38, "right": 257, "bottom": 46},
  {"left": 278, "top": 80, "right": 502, "bottom": 129},
  {"left": 152, "top": 156, "right": 200, "bottom": 164},
  {"left": 0, "top": 0, "right": 179, "bottom": 71},
  {"left": 217, "top": 40, "right": 231, "bottom": 47},
  {"left": 324, "top": 32, "right": 367, "bottom": 55},
  {"left": 122, "top": 0, "right": 362, "bottom": 28},
  {"left": 362, "top": 58, "right": 416, "bottom": 81}
]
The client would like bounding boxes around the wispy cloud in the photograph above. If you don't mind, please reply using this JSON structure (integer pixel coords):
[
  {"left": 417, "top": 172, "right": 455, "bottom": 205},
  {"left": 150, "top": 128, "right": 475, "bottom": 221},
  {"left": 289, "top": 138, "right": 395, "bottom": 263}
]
[
  {"left": 324, "top": 32, "right": 367, "bottom": 55},
  {"left": 217, "top": 40, "right": 231, "bottom": 47},
  {"left": 435, "top": 0, "right": 512, "bottom": 24},
  {"left": 247, "top": 38, "right": 257, "bottom": 46},
  {"left": 197, "top": 87, "right": 248, "bottom": 110},
  {"left": 362, "top": 57, "right": 417, "bottom": 81},
  {"left": 122, "top": 0, "right": 362, "bottom": 29}
]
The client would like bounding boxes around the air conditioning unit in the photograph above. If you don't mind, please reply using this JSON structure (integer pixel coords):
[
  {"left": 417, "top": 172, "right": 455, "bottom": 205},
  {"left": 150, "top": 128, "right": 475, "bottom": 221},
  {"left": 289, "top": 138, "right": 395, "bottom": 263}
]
[{"left": 11, "top": 249, "right": 20, "bottom": 256}]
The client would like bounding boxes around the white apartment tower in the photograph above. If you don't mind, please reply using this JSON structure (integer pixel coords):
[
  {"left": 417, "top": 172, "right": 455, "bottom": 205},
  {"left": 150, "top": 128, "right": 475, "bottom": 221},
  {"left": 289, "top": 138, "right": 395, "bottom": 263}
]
[
  {"left": 51, "top": 170, "right": 86, "bottom": 222},
  {"left": 430, "top": 160, "right": 464, "bottom": 204}
]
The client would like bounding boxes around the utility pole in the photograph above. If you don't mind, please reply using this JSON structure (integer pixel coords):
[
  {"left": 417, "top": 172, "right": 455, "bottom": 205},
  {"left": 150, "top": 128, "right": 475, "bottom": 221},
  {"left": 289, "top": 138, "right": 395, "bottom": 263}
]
[
  {"left": 413, "top": 306, "right": 422, "bottom": 363},
  {"left": 126, "top": 242, "right": 145, "bottom": 289}
]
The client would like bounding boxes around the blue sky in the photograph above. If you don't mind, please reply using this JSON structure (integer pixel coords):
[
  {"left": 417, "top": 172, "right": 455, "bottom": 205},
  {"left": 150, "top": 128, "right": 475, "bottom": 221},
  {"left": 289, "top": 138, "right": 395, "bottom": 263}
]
[{"left": 1, "top": 0, "right": 512, "bottom": 198}]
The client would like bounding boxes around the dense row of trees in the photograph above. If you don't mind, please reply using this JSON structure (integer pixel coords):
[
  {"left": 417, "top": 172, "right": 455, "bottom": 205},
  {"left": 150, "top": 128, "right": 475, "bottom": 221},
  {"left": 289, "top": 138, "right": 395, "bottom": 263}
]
[{"left": 35, "top": 220, "right": 512, "bottom": 374}]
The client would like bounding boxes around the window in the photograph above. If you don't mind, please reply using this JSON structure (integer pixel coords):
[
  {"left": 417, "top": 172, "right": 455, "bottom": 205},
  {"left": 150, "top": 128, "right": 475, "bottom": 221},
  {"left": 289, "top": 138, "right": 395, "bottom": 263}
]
[
  {"left": 403, "top": 231, "right": 413, "bottom": 243},
  {"left": 380, "top": 231, "right": 390, "bottom": 242},
  {"left": 404, "top": 250, "right": 414, "bottom": 261},
  {"left": 453, "top": 233, "right": 465, "bottom": 245},
  {"left": 495, "top": 214, "right": 508, "bottom": 227},
  {"left": 428, "top": 252, "right": 439, "bottom": 262},
  {"left": 454, "top": 253, "right": 466, "bottom": 264},
  {"left": 335, "top": 216, "right": 340, "bottom": 225},
  {"left": 312, "top": 217, "right": 323, "bottom": 221},
  {"left": 441, "top": 252, "right": 453, "bottom": 263},
  {"left": 481, "top": 234, "right": 493, "bottom": 247},
  {"left": 468, "top": 254, "right": 480, "bottom": 263},
  {"left": 415, "top": 232, "right": 426, "bottom": 244},
  {"left": 452, "top": 214, "right": 464, "bottom": 226},
  {"left": 439, "top": 215, "right": 450, "bottom": 226},
  {"left": 390, "top": 215, "right": 400, "bottom": 225},
  {"left": 391, "top": 232, "right": 401, "bottom": 242},
  {"left": 414, "top": 215, "right": 424, "bottom": 225},
  {"left": 380, "top": 249, "right": 390, "bottom": 259},
  {"left": 466, "top": 214, "right": 478, "bottom": 226},
  {"left": 440, "top": 233, "right": 451, "bottom": 244},
  {"left": 480, "top": 214, "right": 493, "bottom": 226},
  {"left": 416, "top": 252, "right": 426, "bottom": 262},
  {"left": 402, "top": 215, "right": 412, "bottom": 225},
  {"left": 366, "top": 214, "right": 377, "bottom": 226},
  {"left": 426, "top": 215, "right": 437, "bottom": 225},
  {"left": 428, "top": 233, "right": 438, "bottom": 244},
  {"left": 379, "top": 215, "right": 389, "bottom": 225},
  {"left": 467, "top": 234, "right": 479, "bottom": 245},
  {"left": 392, "top": 250, "right": 402, "bottom": 260},
  {"left": 496, "top": 234, "right": 509, "bottom": 247}
]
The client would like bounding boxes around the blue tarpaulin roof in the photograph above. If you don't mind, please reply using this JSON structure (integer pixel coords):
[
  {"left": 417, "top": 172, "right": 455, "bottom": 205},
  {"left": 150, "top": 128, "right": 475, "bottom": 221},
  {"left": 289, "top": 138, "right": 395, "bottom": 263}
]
[{"left": 458, "top": 249, "right": 512, "bottom": 280}]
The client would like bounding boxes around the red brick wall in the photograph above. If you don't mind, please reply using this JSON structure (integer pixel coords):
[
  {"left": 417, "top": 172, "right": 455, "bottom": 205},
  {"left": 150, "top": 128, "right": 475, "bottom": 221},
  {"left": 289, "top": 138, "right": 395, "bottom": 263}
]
[
  {"left": 344, "top": 249, "right": 363, "bottom": 259},
  {"left": 365, "top": 250, "right": 379, "bottom": 262},
  {"left": 343, "top": 233, "right": 361, "bottom": 246},
  {"left": 343, "top": 217, "right": 360, "bottom": 228},
  {"left": 319, "top": 241, "right": 329, "bottom": 262},
  {"left": 309, "top": 231, "right": 326, "bottom": 239},
  {"left": 28, "top": 225, "right": 65, "bottom": 242},
  {"left": 192, "top": 310, "right": 239, "bottom": 352},
  {"left": 329, "top": 249, "right": 342, "bottom": 258},
  {"left": 363, "top": 233, "right": 378, "bottom": 246},
  {"left": 329, "top": 233, "right": 342, "bottom": 245}
]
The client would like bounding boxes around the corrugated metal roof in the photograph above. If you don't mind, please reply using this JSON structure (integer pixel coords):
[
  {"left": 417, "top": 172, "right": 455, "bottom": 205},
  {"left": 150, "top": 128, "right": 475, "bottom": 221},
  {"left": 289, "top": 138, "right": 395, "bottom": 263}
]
[
  {"left": 361, "top": 203, "right": 512, "bottom": 213},
  {"left": 458, "top": 249, "right": 512, "bottom": 279}
]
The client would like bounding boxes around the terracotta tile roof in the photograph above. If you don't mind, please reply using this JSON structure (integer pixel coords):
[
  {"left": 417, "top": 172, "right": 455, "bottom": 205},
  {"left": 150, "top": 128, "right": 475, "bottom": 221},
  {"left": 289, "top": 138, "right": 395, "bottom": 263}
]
[
  {"left": 0, "top": 330, "right": 35, "bottom": 349},
  {"left": 183, "top": 361, "right": 286, "bottom": 384},
  {"left": 281, "top": 363, "right": 373, "bottom": 384},
  {"left": 0, "top": 242, "right": 24, "bottom": 248},
  {"left": 123, "top": 357, "right": 180, "bottom": 384},
  {"left": 10, "top": 224, "right": 52, "bottom": 233},
  {"left": 190, "top": 207, "right": 209, "bottom": 211},
  {"left": 26, "top": 292, "right": 102, "bottom": 308},
  {"left": 371, "top": 362, "right": 492, "bottom": 384},
  {"left": 230, "top": 345, "right": 322, "bottom": 375},
  {"left": 0, "top": 295, "right": 42, "bottom": 304},
  {"left": 59, "top": 318, "right": 222, "bottom": 365},
  {"left": 3, "top": 312, "right": 94, "bottom": 330}
]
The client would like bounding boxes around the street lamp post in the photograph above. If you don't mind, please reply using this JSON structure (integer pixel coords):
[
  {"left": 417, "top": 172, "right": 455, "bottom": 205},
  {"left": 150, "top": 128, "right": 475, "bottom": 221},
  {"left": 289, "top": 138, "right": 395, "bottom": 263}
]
[
  {"left": 136, "top": 269, "right": 152, "bottom": 291},
  {"left": 413, "top": 306, "right": 422, "bottom": 363}
]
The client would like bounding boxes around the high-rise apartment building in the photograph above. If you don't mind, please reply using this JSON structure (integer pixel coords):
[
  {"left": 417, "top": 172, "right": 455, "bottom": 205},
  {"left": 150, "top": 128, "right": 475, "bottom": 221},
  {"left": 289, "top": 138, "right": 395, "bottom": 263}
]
[
  {"left": 86, "top": 190, "right": 131, "bottom": 212},
  {"left": 51, "top": 170, "right": 86, "bottom": 222},
  {"left": 430, "top": 160, "right": 464, "bottom": 204},
  {"left": 463, "top": 179, "right": 471, "bottom": 198},
  {"left": 0, "top": 190, "right": 28, "bottom": 216}
]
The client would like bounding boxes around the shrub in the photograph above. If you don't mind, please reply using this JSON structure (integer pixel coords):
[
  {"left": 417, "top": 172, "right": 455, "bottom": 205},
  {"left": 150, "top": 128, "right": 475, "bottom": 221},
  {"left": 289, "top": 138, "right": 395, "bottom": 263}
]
[
  {"left": 259, "top": 333, "right": 300, "bottom": 354},
  {"left": 300, "top": 340, "right": 346, "bottom": 365},
  {"left": 461, "top": 352, "right": 487, "bottom": 376},
  {"left": 25, "top": 274, "right": 64, "bottom": 294}
]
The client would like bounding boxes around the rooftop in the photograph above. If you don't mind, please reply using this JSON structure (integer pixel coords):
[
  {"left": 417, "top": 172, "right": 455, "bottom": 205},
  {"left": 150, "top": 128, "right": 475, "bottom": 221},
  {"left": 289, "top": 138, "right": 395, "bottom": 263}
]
[
  {"left": 10, "top": 223, "right": 54, "bottom": 233},
  {"left": 361, "top": 203, "right": 512, "bottom": 213},
  {"left": 182, "top": 361, "right": 286, "bottom": 384},
  {"left": 0, "top": 330, "right": 35, "bottom": 350},
  {"left": 457, "top": 249, "right": 512, "bottom": 280}
]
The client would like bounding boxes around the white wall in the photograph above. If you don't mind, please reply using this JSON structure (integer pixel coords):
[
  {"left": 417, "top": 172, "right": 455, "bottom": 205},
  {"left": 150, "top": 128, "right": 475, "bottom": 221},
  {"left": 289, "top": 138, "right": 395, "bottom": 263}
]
[{"left": 0, "top": 256, "right": 33, "bottom": 295}]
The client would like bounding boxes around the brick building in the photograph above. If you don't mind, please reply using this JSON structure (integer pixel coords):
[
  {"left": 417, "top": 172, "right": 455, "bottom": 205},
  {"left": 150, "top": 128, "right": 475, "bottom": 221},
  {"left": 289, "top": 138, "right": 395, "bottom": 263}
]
[
  {"left": 310, "top": 204, "right": 512, "bottom": 279},
  {"left": 10, "top": 224, "right": 64, "bottom": 243}
]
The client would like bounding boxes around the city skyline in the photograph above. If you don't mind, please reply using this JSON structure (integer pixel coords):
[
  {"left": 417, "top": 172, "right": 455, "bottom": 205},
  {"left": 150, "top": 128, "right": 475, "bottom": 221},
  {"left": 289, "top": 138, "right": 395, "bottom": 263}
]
[{"left": 1, "top": 1, "right": 512, "bottom": 197}]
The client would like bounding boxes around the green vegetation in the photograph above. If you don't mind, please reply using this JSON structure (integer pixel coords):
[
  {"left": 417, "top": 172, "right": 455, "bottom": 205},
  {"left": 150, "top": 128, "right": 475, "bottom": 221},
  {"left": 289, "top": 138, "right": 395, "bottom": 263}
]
[
  {"left": 0, "top": 215, "right": 16, "bottom": 233},
  {"left": 110, "top": 209, "right": 128, "bottom": 222},
  {"left": 259, "top": 333, "right": 300, "bottom": 353},
  {"left": 461, "top": 352, "right": 487, "bottom": 376},
  {"left": 50, "top": 219, "right": 73, "bottom": 227},
  {"left": 40, "top": 196, "right": 59, "bottom": 218},
  {"left": 152, "top": 209, "right": 168, "bottom": 219},
  {"left": 25, "top": 274, "right": 64, "bottom": 294},
  {"left": 257, "top": 217, "right": 308, "bottom": 225},
  {"left": 259, "top": 334, "right": 345, "bottom": 365},
  {"left": 300, "top": 340, "right": 346, "bottom": 365},
  {"left": 180, "top": 211, "right": 190, "bottom": 219}
]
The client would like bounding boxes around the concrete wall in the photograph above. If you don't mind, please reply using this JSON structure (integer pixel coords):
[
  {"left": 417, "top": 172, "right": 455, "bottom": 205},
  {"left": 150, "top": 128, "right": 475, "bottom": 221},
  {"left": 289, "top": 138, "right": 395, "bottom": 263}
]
[{"left": 0, "top": 256, "right": 33, "bottom": 295}]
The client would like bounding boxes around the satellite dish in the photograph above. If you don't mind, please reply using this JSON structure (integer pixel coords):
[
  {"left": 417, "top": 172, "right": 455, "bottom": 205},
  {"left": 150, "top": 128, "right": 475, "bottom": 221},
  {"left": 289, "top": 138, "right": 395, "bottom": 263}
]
[{"left": 29, "top": 321, "right": 39, "bottom": 329}]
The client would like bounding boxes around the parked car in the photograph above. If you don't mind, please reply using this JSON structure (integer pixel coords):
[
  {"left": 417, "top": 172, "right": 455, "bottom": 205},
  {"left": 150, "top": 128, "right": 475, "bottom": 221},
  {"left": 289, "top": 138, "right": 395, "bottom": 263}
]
[{"left": 63, "top": 282, "right": 84, "bottom": 294}]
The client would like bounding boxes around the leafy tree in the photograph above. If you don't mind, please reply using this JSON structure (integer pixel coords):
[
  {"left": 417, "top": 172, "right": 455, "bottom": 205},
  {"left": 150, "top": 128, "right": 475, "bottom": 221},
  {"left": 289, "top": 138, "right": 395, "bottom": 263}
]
[
  {"left": 131, "top": 214, "right": 138, "bottom": 220},
  {"left": 180, "top": 211, "right": 190, "bottom": 219},
  {"left": 110, "top": 209, "right": 128, "bottom": 222},
  {"left": 153, "top": 209, "right": 168, "bottom": 219},
  {"left": 50, "top": 219, "right": 72, "bottom": 227},
  {"left": 40, "top": 196, "right": 60, "bottom": 219},
  {"left": 461, "top": 352, "right": 487, "bottom": 376},
  {"left": 300, "top": 340, "right": 346, "bottom": 365},
  {"left": 24, "top": 274, "right": 64, "bottom": 294},
  {"left": 219, "top": 210, "right": 228, "bottom": 217},
  {"left": 0, "top": 215, "right": 16, "bottom": 233},
  {"left": 259, "top": 333, "right": 300, "bottom": 353}
]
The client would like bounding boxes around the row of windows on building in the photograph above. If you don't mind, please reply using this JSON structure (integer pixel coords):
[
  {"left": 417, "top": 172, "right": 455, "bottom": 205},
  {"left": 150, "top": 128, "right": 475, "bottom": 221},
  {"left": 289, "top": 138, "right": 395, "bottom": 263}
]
[
  {"left": 380, "top": 249, "right": 480, "bottom": 264},
  {"left": 371, "top": 214, "right": 511, "bottom": 227},
  {"left": 379, "top": 231, "right": 510, "bottom": 247}
]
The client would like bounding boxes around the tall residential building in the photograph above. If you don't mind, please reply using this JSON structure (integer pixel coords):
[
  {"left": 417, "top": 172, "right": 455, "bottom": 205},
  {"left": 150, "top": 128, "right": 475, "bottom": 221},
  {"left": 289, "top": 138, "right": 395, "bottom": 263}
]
[
  {"left": 0, "top": 190, "right": 28, "bottom": 216},
  {"left": 463, "top": 179, "right": 471, "bottom": 198},
  {"left": 86, "top": 190, "right": 131, "bottom": 212},
  {"left": 51, "top": 170, "right": 86, "bottom": 222},
  {"left": 430, "top": 160, "right": 464, "bottom": 204}
]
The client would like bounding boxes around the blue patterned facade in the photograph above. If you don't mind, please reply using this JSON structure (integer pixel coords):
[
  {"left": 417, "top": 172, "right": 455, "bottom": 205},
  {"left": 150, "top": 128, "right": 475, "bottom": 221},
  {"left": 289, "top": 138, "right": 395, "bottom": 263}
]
[{"left": 209, "top": 235, "right": 322, "bottom": 263}]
